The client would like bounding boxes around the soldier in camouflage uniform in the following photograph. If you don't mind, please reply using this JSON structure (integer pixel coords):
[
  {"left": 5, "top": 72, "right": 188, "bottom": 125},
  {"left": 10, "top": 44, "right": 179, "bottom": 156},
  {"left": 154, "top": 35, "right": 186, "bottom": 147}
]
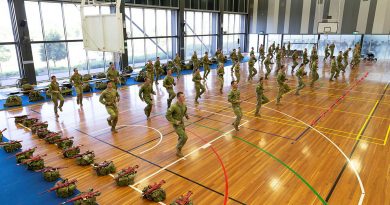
[
  {"left": 254, "top": 77, "right": 269, "bottom": 117},
  {"left": 330, "top": 56, "right": 337, "bottom": 81},
  {"left": 70, "top": 68, "right": 83, "bottom": 107},
  {"left": 291, "top": 50, "right": 299, "bottom": 74},
  {"left": 343, "top": 48, "right": 351, "bottom": 70},
  {"left": 264, "top": 54, "right": 273, "bottom": 80},
  {"left": 106, "top": 63, "right": 120, "bottom": 89},
  {"left": 268, "top": 45, "right": 274, "bottom": 60},
  {"left": 324, "top": 44, "right": 330, "bottom": 61},
  {"left": 191, "top": 51, "right": 199, "bottom": 73},
  {"left": 233, "top": 60, "right": 241, "bottom": 83},
  {"left": 99, "top": 81, "right": 120, "bottom": 132},
  {"left": 248, "top": 54, "right": 257, "bottom": 81},
  {"left": 303, "top": 48, "right": 309, "bottom": 65},
  {"left": 259, "top": 44, "right": 265, "bottom": 63},
  {"left": 145, "top": 60, "right": 155, "bottom": 88},
  {"left": 329, "top": 43, "right": 335, "bottom": 58},
  {"left": 309, "top": 50, "right": 318, "bottom": 70},
  {"left": 193, "top": 68, "right": 205, "bottom": 104},
  {"left": 275, "top": 44, "right": 280, "bottom": 54},
  {"left": 154, "top": 57, "right": 163, "bottom": 85},
  {"left": 217, "top": 63, "right": 225, "bottom": 94},
  {"left": 228, "top": 81, "right": 242, "bottom": 131},
  {"left": 163, "top": 69, "right": 176, "bottom": 108},
  {"left": 139, "top": 78, "right": 156, "bottom": 120},
  {"left": 48, "top": 76, "right": 64, "bottom": 117},
  {"left": 215, "top": 48, "right": 221, "bottom": 59},
  {"left": 287, "top": 41, "right": 291, "bottom": 57},
  {"left": 230, "top": 49, "right": 238, "bottom": 73},
  {"left": 336, "top": 51, "right": 343, "bottom": 77},
  {"left": 275, "top": 50, "right": 282, "bottom": 73},
  {"left": 174, "top": 53, "right": 182, "bottom": 79},
  {"left": 310, "top": 59, "right": 319, "bottom": 88},
  {"left": 165, "top": 92, "right": 189, "bottom": 158},
  {"left": 351, "top": 43, "right": 361, "bottom": 68},
  {"left": 276, "top": 65, "right": 290, "bottom": 105},
  {"left": 237, "top": 47, "right": 244, "bottom": 62},
  {"left": 295, "top": 63, "right": 306, "bottom": 95},
  {"left": 250, "top": 47, "right": 255, "bottom": 56},
  {"left": 203, "top": 52, "right": 211, "bottom": 80}
]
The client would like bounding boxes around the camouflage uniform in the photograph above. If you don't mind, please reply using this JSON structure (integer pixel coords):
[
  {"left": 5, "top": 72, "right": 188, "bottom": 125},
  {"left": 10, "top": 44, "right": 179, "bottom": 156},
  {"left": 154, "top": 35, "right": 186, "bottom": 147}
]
[
  {"left": 329, "top": 43, "right": 335, "bottom": 57},
  {"left": 228, "top": 88, "right": 242, "bottom": 131},
  {"left": 145, "top": 63, "right": 154, "bottom": 87},
  {"left": 99, "top": 87, "right": 120, "bottom": 131},
  {"left": 287, "top": 42, "right": 291, "bottom": 57},
  {"left": 191, "top": 53, "right": 199, "bottom": 73},
  {"left": 303, "top": 50, "right": 309, "bottom": 65},
  {"left": 106, "top": 69, "right": 120, "bottom": 89},
  {"left": 291, "top": 51, "right": 299, "bottom": 72},
  {"left": 192, "top": 72, "right": 205, "bottom": 104},
  {"left": 254, "top": 81, "right": 269, "bottom": 116},
  {"left": 70, "top": 73, "right": 83, "bottom": 105},
  {"left": 276, "top": 70, "right": 290, "bottom": 104},
  {"left": 234, "top": 63, "right": 241, "bottom": 83},
  {"left": 230, "top": 51, "right": 237, "bottom": 72},
  {"left": 163, "top": 75, "right": 176, "bottom": 108},
  {"left": 217, "top": 64, "right": 225, "bottom": 93},
  {"left": 139, "top": 82, "right": 156, "bottom": 118},
  {"left": 248, "top": 56, "right": 257, "bottom": 81},
  {"left": 276, "top": 51, "right": 282, "bottom": 72},
  {"left": 310, "top": 61, "right": 319, "bottom": 87},
  {"left": 324, "top": 45, "right": 330, "bottom": 60},
  {"left": 295, "top": 65, "right": 305, "bottom": 95},
  {"left": 218, "top": 52, "right": 225, "bottom": 64},
  {"left": 166, "top": 102, "right": 189, "bottom": 156},
  {"left": 154, "top": 59, "right": 163, "bottom": 84},
  {"left": 250, "top": 48, "right": 255, "bottom": 56},
  {"left": 342, "top": 50, "right": 350, "bottom": 70},
  {"left": 330, "top": 58, "right": 337, "bottom": 81},
  {"left": 174, "top": 56, "right": 182, "bottom": 79},
  {"left": 203, "top": 53, "right": 211, "bottom": 79},
  {"left": 48, "top": 81, "right": 64, "bottom": 114},
  {"left": 259, "top": 46, "right": 265, "bottom": 63},
  {"left": 336, "top": 53, "right": 343, "bottom": 75},
  {"left": 268, "top": 46, "right": 274, "bottom": 59},
  {"left": 264, "top": 56, "right": 272, "bottom": 79}
]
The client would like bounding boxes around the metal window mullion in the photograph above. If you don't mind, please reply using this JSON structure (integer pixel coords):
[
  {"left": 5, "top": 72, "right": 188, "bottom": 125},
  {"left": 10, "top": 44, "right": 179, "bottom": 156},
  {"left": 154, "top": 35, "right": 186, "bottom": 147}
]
[
  {"left": 86, "top": 50, "right": 89, "bottom": 74},
  {"left": 38, "top": 1, "right": 50, "bottom": 79},
  {"left": 129, "top": 7, "right": 135, "bottom": 66},
  {"left": 61, "top": 2, "right": 71, "bottom": 77},
  {"left": 155, "top": 8, "right": 158, "bottom": 59},
  {"left": 143, "top": 8, "right": 146, "bottom": 62},
  {"left": 166, "top": 9, "right": 168, "bottom": 60}
]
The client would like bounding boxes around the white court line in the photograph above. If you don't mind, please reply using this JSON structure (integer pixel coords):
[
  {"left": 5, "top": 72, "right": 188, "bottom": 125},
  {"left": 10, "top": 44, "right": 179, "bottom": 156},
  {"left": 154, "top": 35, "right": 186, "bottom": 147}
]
[
  {"left": 186, "top": 105, "right": 239, "bottom": 120},
  {"left": 132, "top": 120, "right": 249, "bottom": 187}
]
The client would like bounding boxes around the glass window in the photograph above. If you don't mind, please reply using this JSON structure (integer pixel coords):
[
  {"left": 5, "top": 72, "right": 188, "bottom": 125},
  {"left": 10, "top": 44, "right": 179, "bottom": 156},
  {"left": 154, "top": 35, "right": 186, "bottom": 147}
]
[
  {"left": 84, "top": 6, "right": 99, "bottom": 15},
  {"left": 168, "top": 10, "right": 174, "bottom": 36},
  {"left": 46, "top": 42, "right": 69, "bottom": 78},
  {"left": 194, "top": 37, "right": 203, "bottom": 56},
  {"left": 0, "top": 0, "right": 14, "bottom": 42},
  {"left": 88, "top": 51, "right": 105, "bottom": 74},
  {"left": 156, "top": 10, "right": 167, "bottom": 36},
  {"left": 131, "top": 8, "right": 144, "bottom": 38},
  {"left": 0, "top": 45, "right": 20, "bottom": 86},
  {"left": 203, "top": 13, "right": 210, "bottom": 35},
  {"left": 32, "top": 43, "right": 49, "bottom": 82},
  {"left": 100, "top": 6, "right": 110, "bottom": 14},
  {"left": 223, "top": 14, "right": 228, "bottom": 34},
  {"left": 68, "top": 42, "right": 87, "bottom": 74},
  {"left": 144, "top": 9, "right": 156, "bottom": 37},
  {"left": 362, "top": 35, "right": 389, "bottom": 59},
  {"left": 234, "top": 15, "right": 241, "bottom": 33},
  {"left": 104, "top": 52, "right": 113, "bottom": 69},
  {"left": 167, "top": 38, "right": 173, "bottom": 60},
  {"left": 185, "top": 11, "right": 194, "bottom": 35},
  {"left": 194, "top": 12, "right": 202, "bottom": 34},
  {"left": 125, "top": 8, "right": 131, "bottom": 38},
  {"left": 41, "top": 2, "right": 65, "bottom": 41},
  {"left": 223, "top": 35, "right": 228, "bottom": 54},
  {"left": 145, "top": 38, "right": 157, "bottom": 61},
  {"left": 185, "top": 37, "right": 194, "bottom": 60},
  {"left": 25, "top": 1, "right": 44, "bottom": 42},
  {"left": 127, "top": 40, "right": 133, "bottom": 65},
  {"left": 248, "top": 34, "right": 258, "bottom": 52},
  {"left": 133, "top": 39, "right": 145, "bottom": 66},
  {"left": 157, "top": 38, "right": 168, "bottom": 61},
  {"left": 63, "top": 4, "right": 82, "bottom": 40}
]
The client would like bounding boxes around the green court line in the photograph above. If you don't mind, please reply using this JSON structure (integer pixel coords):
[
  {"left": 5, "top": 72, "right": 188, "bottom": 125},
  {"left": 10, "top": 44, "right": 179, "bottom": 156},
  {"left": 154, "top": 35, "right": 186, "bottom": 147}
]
[{"left": 190, "top": 122, "right": 327, "bottom": 205}]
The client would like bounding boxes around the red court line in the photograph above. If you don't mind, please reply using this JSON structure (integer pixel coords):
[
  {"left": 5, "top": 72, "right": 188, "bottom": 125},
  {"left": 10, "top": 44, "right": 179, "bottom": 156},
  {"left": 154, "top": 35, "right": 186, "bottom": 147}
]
[{"left": 187, "top": 129, "right": 229, "bottom": 205}]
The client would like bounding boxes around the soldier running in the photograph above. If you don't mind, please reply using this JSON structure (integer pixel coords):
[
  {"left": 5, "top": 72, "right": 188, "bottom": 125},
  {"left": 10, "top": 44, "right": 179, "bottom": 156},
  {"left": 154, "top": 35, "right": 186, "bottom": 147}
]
[{"left": 99, "top": 81, "right": 120, "bottom": 133}]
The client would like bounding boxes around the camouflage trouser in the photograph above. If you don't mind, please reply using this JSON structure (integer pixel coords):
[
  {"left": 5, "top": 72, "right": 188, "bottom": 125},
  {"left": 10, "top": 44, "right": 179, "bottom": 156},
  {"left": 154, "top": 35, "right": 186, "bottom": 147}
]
[
  {"left": 255, "top": 94, "right": 269, "bottom": 115},
  {"left": 174, "top": 123, "right": 188, "bottom": 151},
  {"left": 295, "top": 76, "right": 305, "bottom": 95},
  {"left": 324, "top": 52, "right": 330, "bottom": 60},
  {"left": 303, "top": 57, "right": 309, "bottom": 65},
  {"left": 232, "top": 105, "right": 242, "bottom": 127},
  {"left": 336, "top": 63, "right": 343, "bottom": 76},
  {"left": 52, "top": 93, "right": 64, "bottom": 113},
  {"left": 166, "top": 88, "right": 176, "bottom": 108},
  {"left": 248, "top": 66, "right": 257, "bottom": 81},
  {"left": 175, "top": 65, "right": 181, "bottom": 79},
  {"left": 330, "top": 70, "right": 336, "bottom": 80},
  {"left": 144, "top": 96, "right": 152, "bottom": 117},
  {"left": 195, "top": 84, "right": 205, "bottom": 102},
  {"left": 218, "top": 76, "right": 224, "bottom": 93},
  {"left": 235, "top": 72, "right": 240, "bottom": 83},
  {"left": 276, "top": 61, "right": 281, "bottom": 72},
  {"left": 74, "top": 85, "right": 83, "bottom": 105},
  {"left": 292, "top": 60, "right": 298, "bottom": 71},
  {"left": 265, "top": 65, "right": 271, "bottom": 79},
  {"left": 343, "top": 57, "right": 348, "bottom": 69},
  {"left": 261, "top": 55, "right": 265, "bottom": 63},
  {"left": 330, "top": 50, "right": 334, "bottom": 57},
  {"left": 203, "top": 65, "right": 210, "bottom": 79},
  {"left": 192, "top": 62, "right": 198, "bottom": 73},
  {"left": 109, "top": 80, "right": 119, "bottom": 90},
  {"left": 148, "top": 73, "right": 154, "bottom": 87},
  {"left": 277, "top": 83, "right": 290, "bottom": 103},
  {"left": 106, "top": 105, "right": 118, "bottom": 128},
  {"left": 155, "top": 71, "right": 161, "bottom": 84},
  {"left": 310, "top": 72, "right": 319, "bottom": 87}
]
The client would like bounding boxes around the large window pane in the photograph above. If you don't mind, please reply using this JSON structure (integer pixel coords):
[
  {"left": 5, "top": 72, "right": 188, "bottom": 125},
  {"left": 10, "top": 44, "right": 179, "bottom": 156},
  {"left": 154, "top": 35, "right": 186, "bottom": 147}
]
[
  {"left": 0, "top": 45, "right": 20, "bottom": 86},
  {"left": 248, "top": 34, "right": 258, "bottom": 52},
  {"left": 194, "top": 37, "right": 203, "bottom": 56},
  {"left": 125, "top": 8, "right": 131, "bottom": 38},
  {"left": 25, "top": 1, "right": 43, "bottom": 42},
  {"left": 41, "top": 2, "right": 65, "bottom": 41},
  {"left": 88, "top": 51, "right": 105, "bottom": 74},
  {"left": 234, "top": 15, "right": 241, "bottom": 33},
  {"left": 156, "top": 10, "right": 167, "bottom": 36},
  {"left": 194, "top": 12, "right": 202, "bottom": 33},
  {"left": 64, "top": 4, "right": 82, "bottom": 40},
  {"left": 104, "top": 52, "right": 113, "bottom": 69},
  {"left": 127, "top": 40, "right": 133, "bottom": 65},
  {"left": 167, "top": 10, "right": 173, "bottom": 36},
  {"left": 68, "top": 42, "right": 87, "bottom": 74},
  {"left": 46, "top": 42, "right": 69, "bottom": 78},
  {"left": 0, "top": 0, "right": 14, "bottom": 42},
  {"left": 362, "top": 35, "right": 390, "bottom": 59},
  {"left": 228, "top": 14, "right": 234, "bottom": 33},
  {"left": 131, "top": 8, "right": 144, "bottom": 38},
  {"left": 203, "top": 13, "right": 210, "bottom": 35},
  {"left": 144, "top": 9, "right": 156, "bottom": 37},
  {"left": 157, "top": 38, "right": 168, "bottom": 61},
  {"left": 84, "top": 6, "right": 99, "bottom": 15},
  {"left": 185, "top": 37, "right": 194, "bottom": 60},
  {"left": 167, "top": 38, "right": 174, "bottom": 60},
  {"left": 133, "top": 39, "right": 145, "bottom": 66},
  {"left": 100, "top": 6, "right": 110, "bottom": 14},
  {"left": 145, "top": 38, "right": 157, "bottom": 61},
  {"left": 32, "top": 43, "right": 49, "bottom": 82},
  {"left": 185, "top": 12, "right": 194, "bottom": 35}
]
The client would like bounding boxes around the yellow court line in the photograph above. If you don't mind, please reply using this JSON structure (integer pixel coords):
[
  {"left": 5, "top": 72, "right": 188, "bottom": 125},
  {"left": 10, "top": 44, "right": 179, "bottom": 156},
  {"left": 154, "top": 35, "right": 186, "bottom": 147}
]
[
  {"left": 384, "top": 125, "right": 390, "bottom": 146},
  {"left": 299, "top": 90, "right": 390, "bottom": 105},
  {"left": 198, "top": 101, "right": 384, "bottom": 143},
  {"left": 356, "top": 100, "right": 379, "bottom": 140},
  {"left": 282, "top": 101, "right": 390, "bottom": 121}
]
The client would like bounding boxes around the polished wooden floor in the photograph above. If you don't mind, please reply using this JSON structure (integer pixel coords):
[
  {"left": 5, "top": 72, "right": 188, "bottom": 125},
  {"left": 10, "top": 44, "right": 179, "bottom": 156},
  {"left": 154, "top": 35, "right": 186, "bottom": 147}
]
[{"left": 1, "top": 56, "right": 389, "bottom": 205}]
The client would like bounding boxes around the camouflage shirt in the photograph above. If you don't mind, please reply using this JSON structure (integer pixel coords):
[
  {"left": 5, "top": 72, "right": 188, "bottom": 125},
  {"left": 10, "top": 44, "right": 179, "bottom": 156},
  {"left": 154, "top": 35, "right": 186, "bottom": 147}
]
[
  {"left": 139, "top": 83, "right": 155, "bottom": 100},
  {"left": 48, "top": 81, "right": 61, "bottom": 94},
  {"left": 163, "top": 75, "right": 175, "bottom": 89},
  {"left": 192, "top": 72, "right": 202, "bottom": 85},
  {"left": 228, "top": 89, "right": 241, "bottom": 106},
  {"left": 70, "top": 73, "right": 83, "bottom": 86},
  {"left": 99, "top": 88, "right": 120, "bottom": 106},
  {"left": 166, "top": 102, "right": 188, "bottom": 125},
  {"left": 106, "top": 69, "right": 119, "bottom": 82}
]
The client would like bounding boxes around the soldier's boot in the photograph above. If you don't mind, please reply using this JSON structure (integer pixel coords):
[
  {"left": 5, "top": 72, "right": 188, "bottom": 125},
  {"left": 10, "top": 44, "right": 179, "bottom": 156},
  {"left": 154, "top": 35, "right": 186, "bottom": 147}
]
[
  {"left": 111, "top": 118, "right": 118, "bottom": 133},
  {"left": 234, "top": 122, "right": 239, "bottom": 131},
  {"left": 79, "top": 97, "right": 83, "bottom": 107},
  {"left": 176, "top": 147, "right": 184, "bottom": 158},
  {"left": 220, "top": 88, "right": 223, "bottom": 94},
  {"left": 76, "top": 96, "right": 80, "bottom": 105},
  {"left": 107, "top": 117, "right": 112, "bottom": 126},
  {"left": 167, "top": 99, "right": 171, "bottom": 108},
  {"left": 55, "top": 112, "right": 59, "bottom": 118}
]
